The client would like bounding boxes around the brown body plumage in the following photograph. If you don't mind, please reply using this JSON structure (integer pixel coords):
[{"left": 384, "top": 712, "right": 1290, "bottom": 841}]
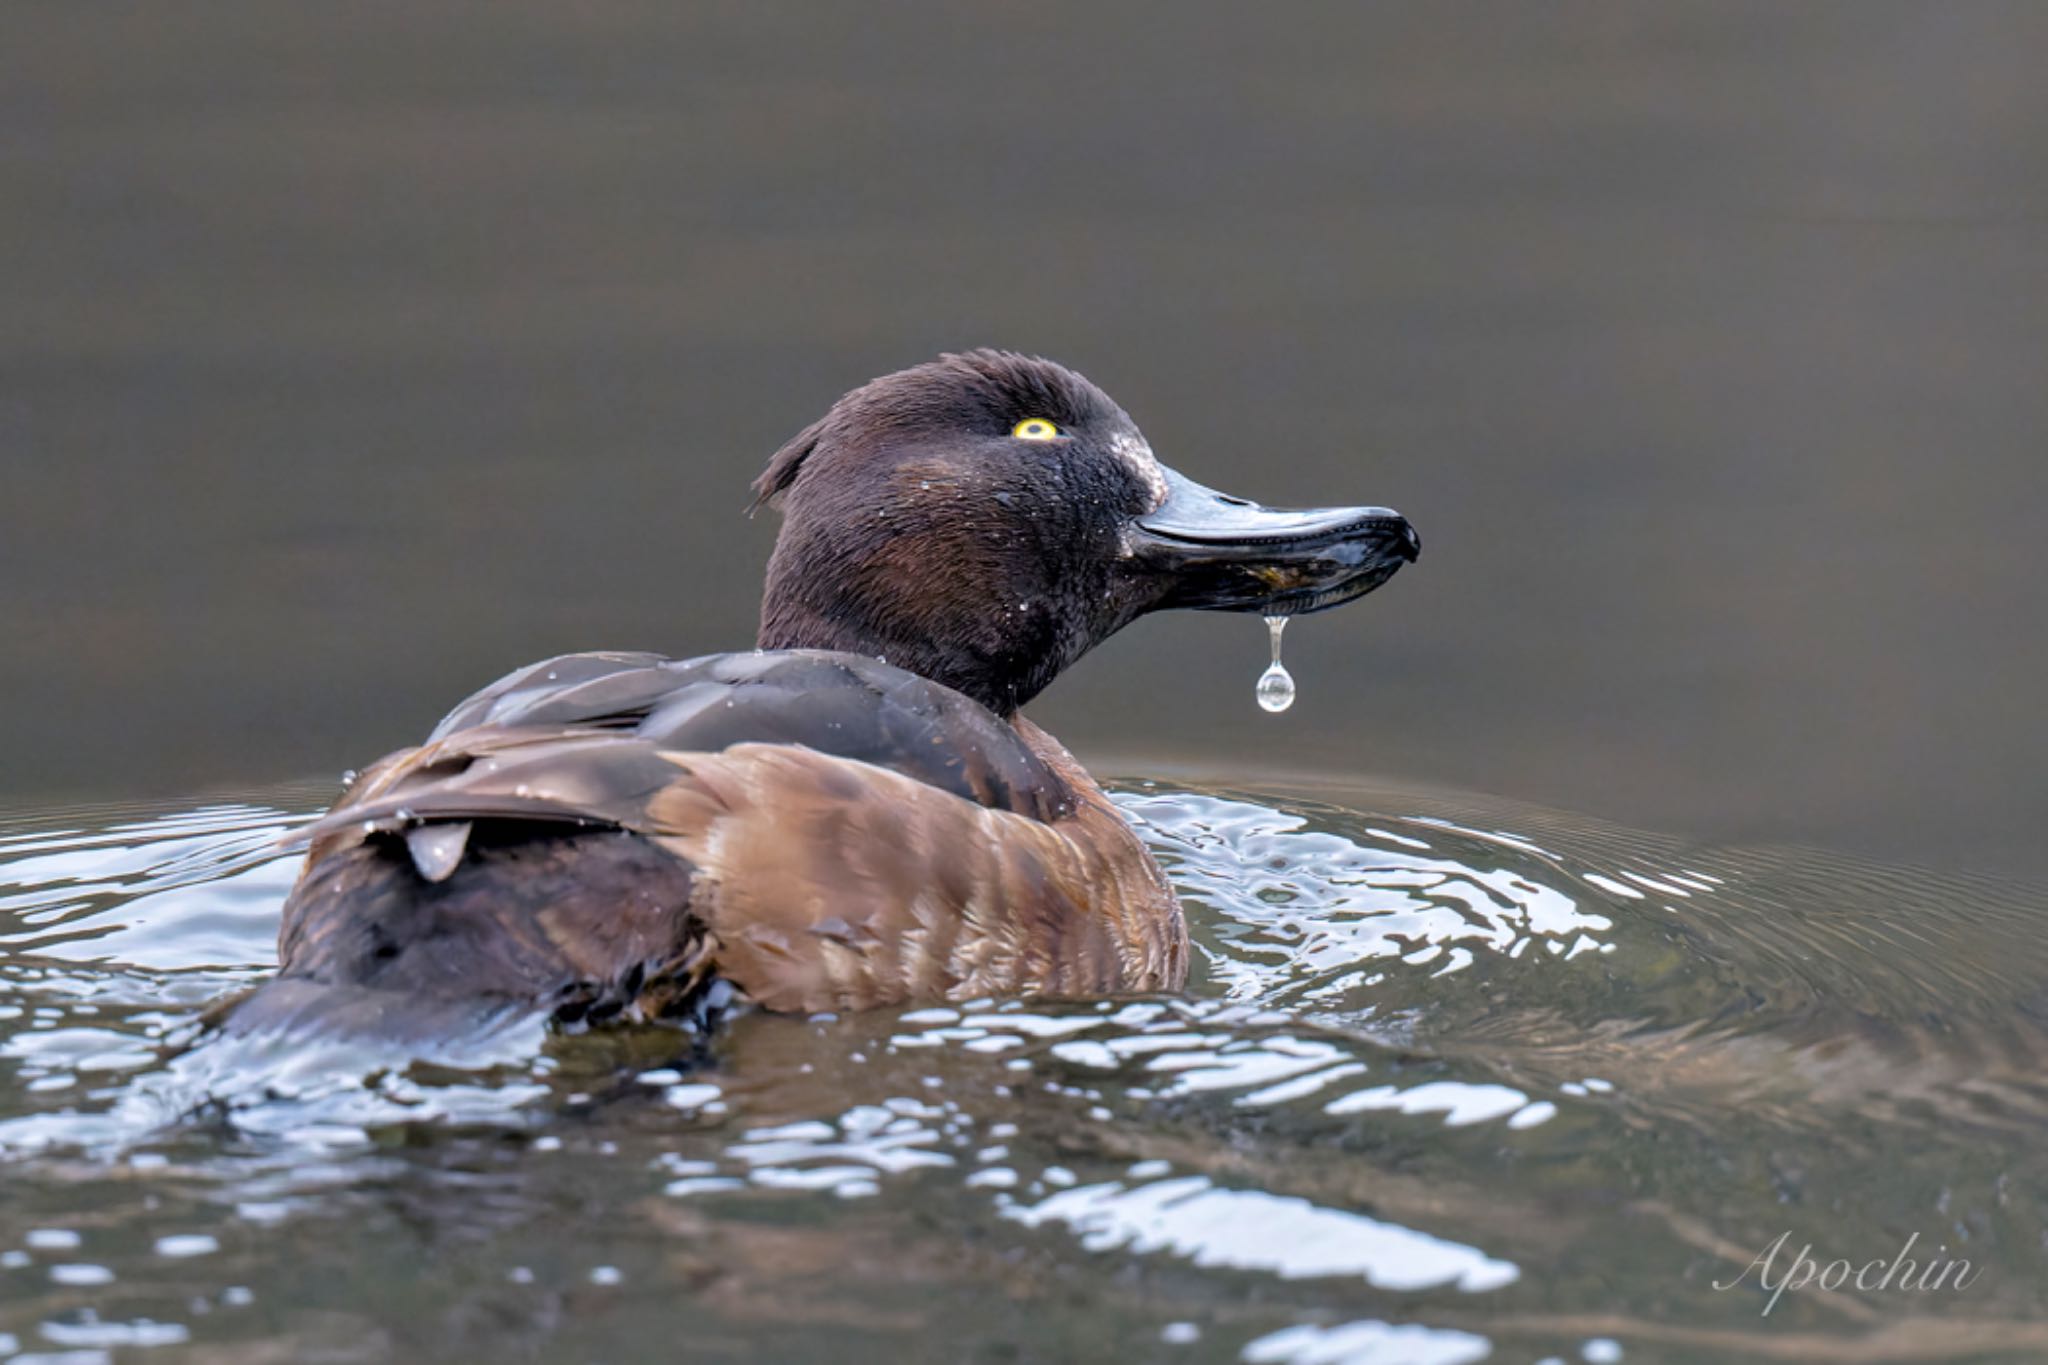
[{"left": 227, "top": 352, "right": 1414, "bottom": 1040}]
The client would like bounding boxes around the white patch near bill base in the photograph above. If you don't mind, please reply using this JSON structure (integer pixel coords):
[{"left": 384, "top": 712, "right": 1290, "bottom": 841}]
[{"left": 1109, "top": 431, "right": 1169, "bottom": 509}]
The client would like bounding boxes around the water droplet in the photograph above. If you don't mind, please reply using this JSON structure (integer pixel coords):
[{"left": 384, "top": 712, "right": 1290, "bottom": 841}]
[
  {"left": 1256, "top": 667, "right": 1295, "bottom": 712},
  {"left": 1256, "top": 615, "right": 1295, "bottom": 713}
]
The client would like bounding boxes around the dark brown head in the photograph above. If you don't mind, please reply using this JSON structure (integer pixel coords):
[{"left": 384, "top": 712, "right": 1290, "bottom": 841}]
[{"left": 754, "top": 350, "right": 1418, "bottom": 715}]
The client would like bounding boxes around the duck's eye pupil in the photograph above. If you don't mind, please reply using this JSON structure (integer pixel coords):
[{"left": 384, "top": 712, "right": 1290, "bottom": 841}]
[{"left": 1012, "top": 418, "right": 1060, "bottom": 441}]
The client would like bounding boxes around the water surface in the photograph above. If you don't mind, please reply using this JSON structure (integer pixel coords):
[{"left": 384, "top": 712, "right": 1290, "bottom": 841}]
[{"left": 4, "top": 777, "right": 2046, "bottom": 1363}]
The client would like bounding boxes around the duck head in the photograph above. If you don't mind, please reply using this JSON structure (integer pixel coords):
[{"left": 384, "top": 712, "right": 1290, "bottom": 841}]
[{"left": 754, "top": 350, "right": 1418, "bottom": 715}]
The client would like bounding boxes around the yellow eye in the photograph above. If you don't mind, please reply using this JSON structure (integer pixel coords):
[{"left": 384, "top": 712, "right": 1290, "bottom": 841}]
[{"left": 1011, "top": 418, "right": 1062, "bottom": 441}]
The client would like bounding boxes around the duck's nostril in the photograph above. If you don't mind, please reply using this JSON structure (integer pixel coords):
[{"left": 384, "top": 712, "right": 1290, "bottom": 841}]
[{"left": 1213, "top": 494, "right": 1252, "bottom": 508}]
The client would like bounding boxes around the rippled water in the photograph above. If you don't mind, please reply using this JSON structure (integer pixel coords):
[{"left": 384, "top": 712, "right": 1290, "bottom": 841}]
[{"left": 4, "top": 778, "right": 2048, "bottom": 1363}]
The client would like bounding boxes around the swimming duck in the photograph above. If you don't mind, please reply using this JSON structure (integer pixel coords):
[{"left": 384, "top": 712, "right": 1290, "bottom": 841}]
[{"left": 229, "top": 351, "right": 1417, "bottom": 1038}]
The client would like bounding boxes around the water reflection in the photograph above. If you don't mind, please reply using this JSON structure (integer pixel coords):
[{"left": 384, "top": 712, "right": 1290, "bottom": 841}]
[
  {"left": 1124, "top": 789, "right": 1620, "bottom": 1015},
  {"left": 4, "top": 780, "right": 2048, "bottom": 1359},
  {"left": 1243, "top": 1320, "right": 1492, "bottom": 1365},
  {"left": 1001, "top": 1175, "right": 1518, "bottom": 1291}
]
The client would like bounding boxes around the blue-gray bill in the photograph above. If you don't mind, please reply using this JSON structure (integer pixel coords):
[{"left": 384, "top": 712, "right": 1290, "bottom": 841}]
[{"left": 1129, "top": 465, "right": 1419, "bottom": 616}]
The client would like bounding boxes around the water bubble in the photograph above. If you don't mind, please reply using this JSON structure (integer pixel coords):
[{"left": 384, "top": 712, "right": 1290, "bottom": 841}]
[{"left": 1256, "top": 616, "right": 1295, "bottom": 713}]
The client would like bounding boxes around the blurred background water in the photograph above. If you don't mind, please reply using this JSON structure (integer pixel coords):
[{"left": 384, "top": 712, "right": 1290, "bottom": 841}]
[
  {"left": 6, "top": 3, "right": 2048, "bottom": 1362},
  {"left": 4, "top": 1, "right": 2045, "bottom": 877}
]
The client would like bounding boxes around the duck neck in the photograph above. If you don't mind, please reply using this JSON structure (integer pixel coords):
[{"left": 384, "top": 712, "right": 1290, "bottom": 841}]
[
  {"left": 757, "top": 573, "right": 1077, "bottom": 719},
  {"left": 756, "top": 604, "right": 1055, "bottom": 719}
]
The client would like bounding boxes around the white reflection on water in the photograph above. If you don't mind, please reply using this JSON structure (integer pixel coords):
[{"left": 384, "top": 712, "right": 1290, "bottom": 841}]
[
  {"left": 722, "top": 1099, "right": 959, "bottom": 1199},
  {"left": 0, "top": 803, "right": 301, "bottom": 973},
  {"left": 887, "top": 998, "right": 1564, "bottom": 1133},
  {"left": 1000, "top": 1175, "right": 1518, "bottom": 1292},
  {"left": 0, "top": 1009, "right": 552, "bottom": 1158},
  {"left": 38, "top": 1315, "right": 192, "bottom": 1349},
  {"left": 1325, "top": 1079, "right": 1532, "bottom": 1127},
  {"left": 1116, "top": 792, "right": 1616, "bottom": 1009},
  {"left": 1242, "top": 1319, "right": 1493, "bottom": 1365}
]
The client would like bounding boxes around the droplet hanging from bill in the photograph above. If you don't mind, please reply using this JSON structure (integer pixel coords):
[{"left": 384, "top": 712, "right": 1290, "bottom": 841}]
[{"left": 1257, "top": 615, "right": 1295, "bottom": 713}]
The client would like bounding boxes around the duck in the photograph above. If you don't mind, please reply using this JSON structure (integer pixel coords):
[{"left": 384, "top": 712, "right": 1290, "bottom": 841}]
[{"left": 224, "top": 350, "right": 1417, "bottom": 1040}]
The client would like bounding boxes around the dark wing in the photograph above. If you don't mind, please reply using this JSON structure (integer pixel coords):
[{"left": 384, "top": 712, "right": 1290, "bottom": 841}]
[{"left": 422, "top": 649, "right": 1073, "bottom": 822}]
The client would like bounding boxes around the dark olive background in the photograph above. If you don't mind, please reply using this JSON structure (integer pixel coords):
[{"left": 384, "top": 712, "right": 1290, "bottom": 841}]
[{"left": 5, "top": 3, "right": 2045, "bottom": 876}]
